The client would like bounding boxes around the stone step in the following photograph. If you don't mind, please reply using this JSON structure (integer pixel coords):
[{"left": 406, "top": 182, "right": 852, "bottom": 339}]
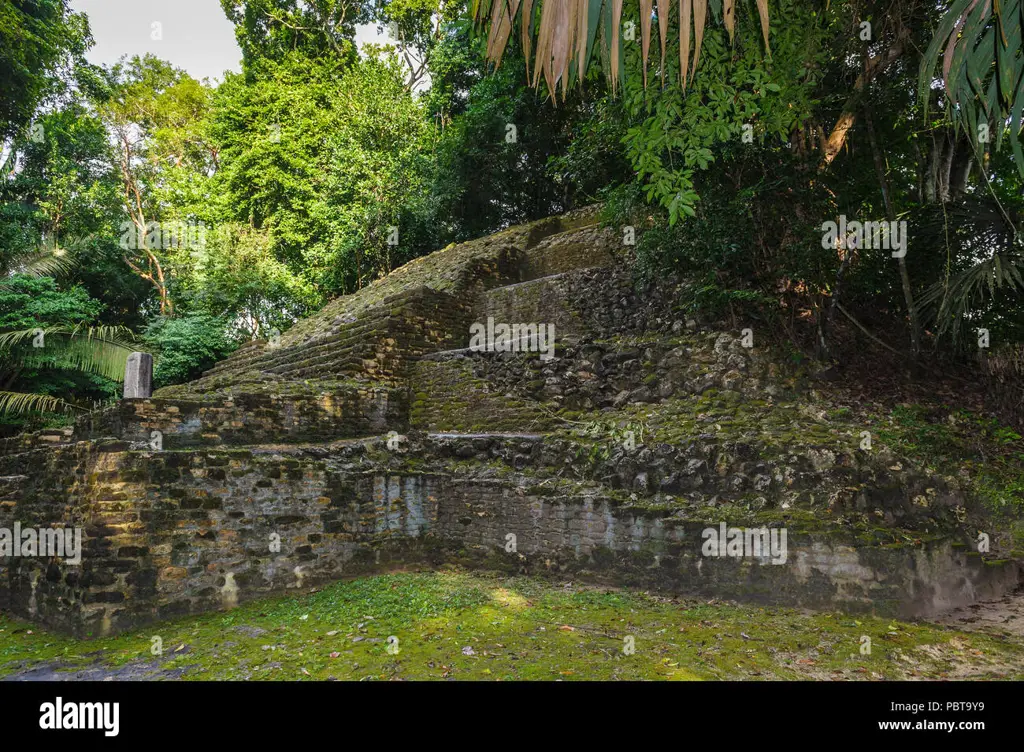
[
  {"left": 197, "top": 290, "right": 474, "bottom": 388},
  {"left": 518, "top": 225, "right": 617, "bottom": 280},
  {"left": 207, "top": 432, "right": 548, "bottom": 455},
  {"left": 199, "top": 229, "right": 611, "bottom": 384},
  {"left": 202, "top": 325, "right": 375, "bottom": 377},
  {"left": 426, "top": 432, "right": 546, "bottom": 440},
  {"left": 487, "top": 267, "right": 594, "bottom": 293},
  {"left": 418, "top": 346, "right": 481, "bottom": 360},
  {"left": 201, "top": 341, "right": 267, "bottom": 374}
]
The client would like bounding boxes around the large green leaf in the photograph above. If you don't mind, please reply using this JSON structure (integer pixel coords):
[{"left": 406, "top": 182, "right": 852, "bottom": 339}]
[
  {"left": 0, "top": 326, "right": 139, "bottom": 382},
  {"left": 0, "top": 391, "right": 72, "bottom": 416},
  {"left": 920, "top": 0, "right": 1024, "bottom": 177}
]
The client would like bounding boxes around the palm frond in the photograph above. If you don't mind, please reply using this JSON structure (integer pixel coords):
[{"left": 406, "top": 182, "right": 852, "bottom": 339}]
[
  {"left": 0, "top": 325, "right": 140, "bottom": 382},
  {"left": 472, "top": 0, "right": 770, "bottom": 97},
  {"left": 0, "top": 391, "right": 73, "bottom": 416},
  {"left": 2, "top": 247, "right": 75, "bottom": 281},
  {"left": 918, "top": 0, "right": 1024, "bottom": 177},
  {"left": 918, "top": 253, "right": 1024, "bottom": 343},
  {"left": 0, "top": 233, "right": 97, "bottom": 282},
  {"left": 0, "top": 150, "right": 14, "bottom": 179}
]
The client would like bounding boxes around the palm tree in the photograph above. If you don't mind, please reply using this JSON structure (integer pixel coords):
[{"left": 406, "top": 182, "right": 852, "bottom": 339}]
[
  {"left": 915, "top": 197, "right": 1024, "bottom": 346},
  {"left": 919, "top": 0, "right": 1024, "bottom": 179},
  {"left": 1, "top": 134, "right": 142, "bottom": 418},
  {"left": 0, "top": 324, "right": 138, "bottom": 417},
  {"left": 916, "top": 1, "right": 1024, "bottom": 347},
  {"left": 0, "top": 225, "right": 138, "bottom": 417}
]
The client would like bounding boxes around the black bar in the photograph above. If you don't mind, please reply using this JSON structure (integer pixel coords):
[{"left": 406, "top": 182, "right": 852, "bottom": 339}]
[{"left": 0, "top": 680, "right": 1011, "bottom": 743}]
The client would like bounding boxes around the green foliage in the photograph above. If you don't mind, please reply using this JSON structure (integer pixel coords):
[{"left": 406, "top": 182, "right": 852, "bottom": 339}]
[
  {"left": 0, "top": 324, "right": 135, "bottom": 382},
  {"left": 219, "top": 0, "right": 364, "bottom": 77},
  {"left": 0, "top": 93, "right": 150, "bottom": 325},
  {"left": 618, "top": 0, "right": 822, "bottom": 223},
  {"left": 910, "top": 198, "right": 1024, "bottom": 347},
  {"left": 1, "top": 103, "right": 122, "bottom": 249},
  {"left": 0, "top": 278, "right": 132, "bottom": 422},
  {"left": 211, "top": 51, "right": 436, "bottom": 302},
  {"left": 176, "top": 224, "right": 313, "bottom": 339},
  {"left": 918, "top": 0, "right": 1024, "bottom": 178},
  {"left": 548, "top": 95, "right": 631, "bottom": 206},
  {"left": 0, "top": 391, "right": 67, "bottom": 415},
  {"left": 0, "top": 0, "right": 91, "bottom": 138},
  {"left": 145, "top": 313, "right": 239, "bottom": 389},
  {"left": 430, "top": 35, "right": 617, "bottom": 241},
  {"left": 609, "top": 143, "right": 830, "bottom": 320},
  {"left": 0, "top": 274, "right": 101, "bottom": 330}
]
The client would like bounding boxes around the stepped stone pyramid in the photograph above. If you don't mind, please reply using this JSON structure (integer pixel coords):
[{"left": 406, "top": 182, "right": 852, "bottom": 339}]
[{"left": 0, "top": 207, "right": 1018, "bottom": 636}]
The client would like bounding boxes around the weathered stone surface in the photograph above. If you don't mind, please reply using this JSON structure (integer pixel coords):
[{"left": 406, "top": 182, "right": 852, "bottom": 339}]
[
  {"left": 0, "top": 207, "right": 1018, "bottom": 637},
  {"left": 0, "top": 436, "right": 1015, "bottom": 636},
  {"left": 124, "top": 352, "right": 153, "bottom": 399}
]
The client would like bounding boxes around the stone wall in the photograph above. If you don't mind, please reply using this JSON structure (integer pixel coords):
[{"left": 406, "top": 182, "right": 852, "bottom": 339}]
[
  {"left": 0, "top": 442, "right": 446, "bottom": 636},
  {"left": 81, "top": 386, "right": 406, "bottom": 449},
  {"left": 410, "top": 355, "right": 560, "bottom": 433},
  {"left": 1, "top": 437, "right": 1014, "bottom": 636},
  {"left": 409, "top": 332, "right": 776, "bottom": 431},
  {"left": 436, "top": 480, "right": 1018, "bottom": 618},
  {"left": 1, "top": 207, "right": 1019, "bottom": 637},
  {"left": 520, "top": 224, "right": 618, "bottom": 279},
  {"left": 0, "top": 428, "right": 75, "bottom": 456},
  {"left": 480, "top": 265, "right": 688, "bottom": 345},
  {"left": 0, "top": 386, "right": 407, "bottom": 457}
]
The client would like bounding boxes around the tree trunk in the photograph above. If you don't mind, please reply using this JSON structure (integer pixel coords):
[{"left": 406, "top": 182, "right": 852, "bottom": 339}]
[
  {"left": 819, "top": 41, "right": 905, "bottom": 170},
  {"left": 920, "top": 129, "right": 973, "bottom": 205},
  {"left": 948, "top": 138, "right": 974, "bottom": 201},
  {"left": 865, "top": 102, "right": 920, "bottom": 357},
  {"left": 912, "top": 141, "right": 925, "bottom": 204}
]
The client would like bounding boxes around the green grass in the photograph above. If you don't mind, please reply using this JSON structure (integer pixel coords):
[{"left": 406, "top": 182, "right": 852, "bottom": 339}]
[{"left": 2, "top": 570, "right": 1022, "bottom": 681}]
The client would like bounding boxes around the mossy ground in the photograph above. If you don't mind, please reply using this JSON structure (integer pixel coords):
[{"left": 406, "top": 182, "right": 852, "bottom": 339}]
[{"left": 2, "top": 570, "right": 1022, "bottom": 681}]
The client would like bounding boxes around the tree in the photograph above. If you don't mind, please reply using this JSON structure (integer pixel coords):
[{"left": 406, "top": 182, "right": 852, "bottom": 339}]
[
  {"left": 1, "top": 99, "right": 152, "bottom": 330},
  {"left": 0, "top": 0, "right": 91, "bottom": 140},
  {"left": 220, "top": 0, "right": 366, "bottom": 77},
  {"left": 145, "top": 312, "right": 238, "bottom": 388},
  {"left": 97, "top": 56, "right": 218, "bottom": 315},
  {"left": 210, "top": 50, "right": 435, "bottom": 301},
  {"left": 370, "top": 0, "right": 465, "bottom": 90},
  {"left": 431, "top": 42, "right": 616, "bottom": 238}
]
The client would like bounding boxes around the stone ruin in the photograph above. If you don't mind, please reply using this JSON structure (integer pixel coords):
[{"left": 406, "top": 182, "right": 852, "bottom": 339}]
[{"left": 0, "top": 207, "right": 1018, "bottom": 636}]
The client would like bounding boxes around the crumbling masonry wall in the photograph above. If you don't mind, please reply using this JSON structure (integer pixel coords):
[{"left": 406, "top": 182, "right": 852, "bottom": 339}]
[
  {"left": 0, "top": 439, "right": 1016, "bottom": 636},
  {"left": 0, "top": 209, "right": 1019, "bottom": 636}
]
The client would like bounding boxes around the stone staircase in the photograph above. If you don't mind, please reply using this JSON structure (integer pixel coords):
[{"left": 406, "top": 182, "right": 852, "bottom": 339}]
[{"left": 0, "top": 207, "right": 1019, "bottom": 637}]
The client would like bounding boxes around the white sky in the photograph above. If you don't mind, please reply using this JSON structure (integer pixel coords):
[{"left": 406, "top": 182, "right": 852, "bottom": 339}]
[{"left": 70, "top": 0, "right": 388, "bottom": 83}]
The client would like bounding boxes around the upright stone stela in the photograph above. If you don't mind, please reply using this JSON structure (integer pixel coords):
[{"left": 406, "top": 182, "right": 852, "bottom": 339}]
[{"left": 123, "top": 352, "right": 153, "bottom": 399}]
